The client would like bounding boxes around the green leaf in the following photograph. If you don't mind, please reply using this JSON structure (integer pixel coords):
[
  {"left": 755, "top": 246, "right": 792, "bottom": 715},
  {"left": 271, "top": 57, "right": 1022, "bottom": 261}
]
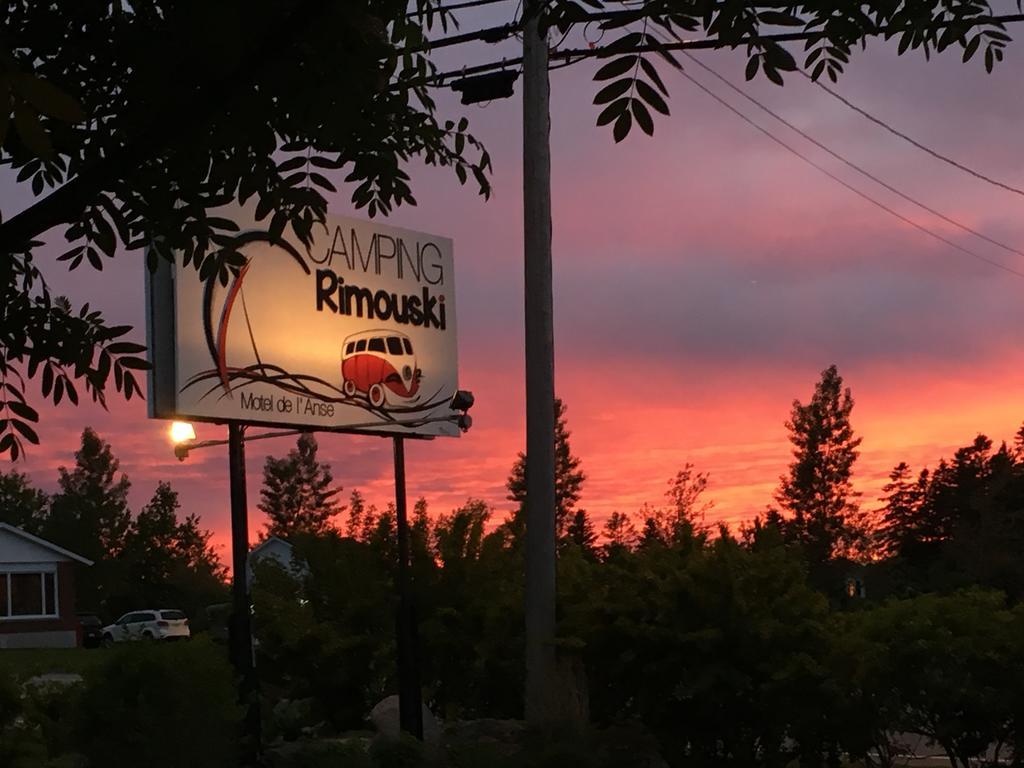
[
  {"left": 13, "top": 102, "right": 52, "bottom": 158},
  {"left": 6, "top": 400, "right": 38, "bottom": 422},
  {"left": 635, "top": 80, "right": 670, "bottom": 115},
  {"left": 12, "top": 419, "right": 39, "bottom": 444},
  {"left": 639, "top": 58, "right": 669, "bottom": 96},
  {"left": 597, "top": 98, "right": 628, "bottom": 127},
  {"left": 758, "top": 11, "right": 804, "bottom": 26},
  {"left": 962, "top": 34, "right": 981, "bottom": 61},
  {"left": 106, "top": 342, "right": 147, "bottom": 355},
  {"left": 612, "top": 110, "right": 632, "bottom": 143},
  {"left": 0, "top": 433, "right": 16, "bottom": 458},
  {"left": 309, "top": 172, "right": 337, "bottom": 192},
  {"left": 15, "top": 73, "right": 85, "bottom": 122},
  {"left": 745, "top": 55, "right": 760, "bottom": 81},
  {"left": 119, "top": 357, "right": 151, "bottom": 371},
  {"left": 277, "top": 156, "right": 307, "bottom": 173},
  {"left": 631, "top": 98, "right": 654, "bottom": 136},
  {"left": 594, "top": 78, "right": 632, "bottom": 105},
  {"left": 594, "top": 56, "right": 637, "bottom": 81}
]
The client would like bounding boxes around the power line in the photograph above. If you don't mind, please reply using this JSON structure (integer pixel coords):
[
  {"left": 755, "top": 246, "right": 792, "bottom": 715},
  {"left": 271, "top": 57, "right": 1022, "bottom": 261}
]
[
  {"left": 800, "top": 72, "right": 1024, "bottom": 199},
  {"left": 681, "top": 51, "right": 1024, "bottom": 262},
  {"left": 411, "top": 12, "right": 1024, "bottom": 87},
  {"left": 406, "top": 0, "right": 512, "bottom": 17},
  {"left": 675, "top": 67, "right": 1024, "bottom": 280}
]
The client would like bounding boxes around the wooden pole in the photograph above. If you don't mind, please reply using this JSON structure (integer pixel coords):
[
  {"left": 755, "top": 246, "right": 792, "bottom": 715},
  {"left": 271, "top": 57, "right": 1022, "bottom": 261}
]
[{"left": 522, "top": 2, "right": 558, "bottom": 726}]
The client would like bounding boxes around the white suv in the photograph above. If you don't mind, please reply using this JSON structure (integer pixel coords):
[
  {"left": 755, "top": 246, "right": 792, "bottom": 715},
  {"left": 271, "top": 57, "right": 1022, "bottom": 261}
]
[{"left": 102, "top": 609, "right": 191, "bottom": 645}]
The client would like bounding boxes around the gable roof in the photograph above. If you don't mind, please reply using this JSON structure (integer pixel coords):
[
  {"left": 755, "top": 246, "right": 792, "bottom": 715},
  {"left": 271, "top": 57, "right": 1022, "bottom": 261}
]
[
  {"left": 0, "top": 523, "right": 94, "bottom": 566},
  {"left": 249, "top": 535, "right": 292, "bottom": 559}
]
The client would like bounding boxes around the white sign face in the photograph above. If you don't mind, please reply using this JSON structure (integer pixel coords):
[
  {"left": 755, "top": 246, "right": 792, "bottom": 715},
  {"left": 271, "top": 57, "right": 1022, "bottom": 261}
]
[{"left": 147, "top": 210, "right": 460, "bottom": 437}]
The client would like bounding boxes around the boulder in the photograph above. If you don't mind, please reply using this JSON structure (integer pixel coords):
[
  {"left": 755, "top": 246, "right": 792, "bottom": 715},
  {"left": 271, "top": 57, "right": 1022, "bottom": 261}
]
[{"left": 368, "top": 695, "right": 441, "bottom": 744}]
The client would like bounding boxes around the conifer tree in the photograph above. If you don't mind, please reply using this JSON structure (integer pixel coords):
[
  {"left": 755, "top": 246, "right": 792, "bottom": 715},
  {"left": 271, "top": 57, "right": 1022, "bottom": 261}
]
[
  {"left": 360, "top": 503, "right": 380, "bottom": 544},
  {"left": 877, "top": 462, "right": 924, "bottom": 557},
  {"left": 126, "top": 481, "right": 180, "bottom": 590},
  {"left": 410, "top": 496, "right": 433, "bottom": 566},
  {"left": 602, "top": 511, "right": 639, "bottom": 553},
  {"left": 565, "top": 509, "right": 598, "bottom": 558},
  {"left": 774, "top": 365, "right": 865, "bottom": 565},
  {"left": 44, "top": 428, "right": 132, "bottom": 611},
  {"left": 46, "top": 427, "right": 132, "bottom": 562},
  {"left": 507, "top": 398, "right": 585, "bottom": 542},
  {"left": 346, "top": 489, "right": 366, "bottom": 539},
  {"left": 259, "top": 433, "right": 342, "bottom": 539}
]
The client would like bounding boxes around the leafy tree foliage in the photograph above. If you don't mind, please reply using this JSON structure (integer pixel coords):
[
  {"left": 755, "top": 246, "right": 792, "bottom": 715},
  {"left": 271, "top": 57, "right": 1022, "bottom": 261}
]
[
  {"left": 774, "top": 365, "right": 866, "bottom": 568},
  {"left": 636, "top": 464, "right": 713, "bottom": 548},
  {"left": 565, "top": 0, "right": 1014, "bottom": 142},
  {"left": 873, "top": 432, "right": 1024, "bottom": 599},
  {"left": 117, "top": 481, "right": 226, "bottom": 619},
  {"left": 4, "top": 428, "right": 225, "bottom": 619},
  {"left": 0, "top": 0, "right": 492, "bottom": 457},
  {"left": 565, "top": 509, "right": 598, "bottom": 558},
  {"left": 1, "top": 0, "right": 1015, "bottom": 459},
  {"left": 0, "top": 468, "right": 48, "bottom": 533},
  {"left": 877, "top": 461, "right": 925, "bottom": 557},
  {"left": 601, "top": 510, "right": 639, "bottom": 555},
  {"left": 507, "top": 397, "right": 585, "bottom": 544},
  {"left": 42, "top": 428, "right": 132, "bottom": 609},
  {"left": 259, "top": 433, "right": 343, "bottom": 540}
]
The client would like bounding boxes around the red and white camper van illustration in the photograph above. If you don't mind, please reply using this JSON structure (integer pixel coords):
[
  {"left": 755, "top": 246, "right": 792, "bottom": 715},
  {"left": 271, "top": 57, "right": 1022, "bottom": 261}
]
[{"left": 341, "top": 330, "right": 422, "bottom": 408}]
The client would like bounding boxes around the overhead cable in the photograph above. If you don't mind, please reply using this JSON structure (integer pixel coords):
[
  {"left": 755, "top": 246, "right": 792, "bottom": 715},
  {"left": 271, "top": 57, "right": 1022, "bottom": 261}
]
[
  {"left": 681, "top": 51, "right": 1024, "bottom": 261},
  {"left": 676, "top": 68, "right": 1024, "bottom": 280},
  {"left": 801, "top": 71, "right": 1024, "bottom": 199}
]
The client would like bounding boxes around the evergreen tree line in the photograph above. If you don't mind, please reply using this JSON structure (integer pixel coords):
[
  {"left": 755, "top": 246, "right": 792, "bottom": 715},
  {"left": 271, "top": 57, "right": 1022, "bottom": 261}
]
[
  {"left": 249, "top": 367, "right": 1024, "bottom": 767},
  {"left": 0, "top": 427, "right": 226, "bottom": 622}
]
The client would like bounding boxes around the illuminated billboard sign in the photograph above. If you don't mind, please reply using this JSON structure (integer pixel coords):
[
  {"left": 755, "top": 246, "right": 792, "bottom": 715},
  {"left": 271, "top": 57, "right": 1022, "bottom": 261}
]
[{"left": 146, "top": 210, "right": 461, "bottom": 437}]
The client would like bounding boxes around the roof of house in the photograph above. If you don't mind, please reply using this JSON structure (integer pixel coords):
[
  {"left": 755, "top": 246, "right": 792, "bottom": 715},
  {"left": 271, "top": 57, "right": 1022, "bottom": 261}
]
[
  {"left": 249, "top": 535, "right": 292, "bottom": 559},
  {"left": 0, "top": 523, "right": 94, "bottom": 566}
]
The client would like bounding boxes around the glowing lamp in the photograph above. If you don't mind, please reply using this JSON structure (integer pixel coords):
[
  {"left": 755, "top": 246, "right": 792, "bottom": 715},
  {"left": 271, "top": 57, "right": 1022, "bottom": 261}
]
[{"left": 169, "top": 421, "right": 196, "bottom": 444}]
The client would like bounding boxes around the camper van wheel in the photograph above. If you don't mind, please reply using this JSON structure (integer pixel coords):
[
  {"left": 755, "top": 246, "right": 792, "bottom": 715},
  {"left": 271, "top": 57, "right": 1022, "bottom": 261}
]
[
  {"left": 343, "top": 380, "right": 356, "bottom": 397},
  {"left": 369, "top": 384, "right": 385, "bottom": 408}
]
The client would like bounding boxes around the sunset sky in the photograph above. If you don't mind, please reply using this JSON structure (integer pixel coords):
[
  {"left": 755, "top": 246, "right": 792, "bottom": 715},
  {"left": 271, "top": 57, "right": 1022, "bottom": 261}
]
[{"left": 8, "top": 10, "right": 1024, "bottom": 561}]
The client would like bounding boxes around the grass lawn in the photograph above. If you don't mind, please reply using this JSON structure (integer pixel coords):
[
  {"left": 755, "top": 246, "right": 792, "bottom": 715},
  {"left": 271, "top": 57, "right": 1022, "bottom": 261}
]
[{"left": 0, "top": 646, "right": 107, "bottom": 681}]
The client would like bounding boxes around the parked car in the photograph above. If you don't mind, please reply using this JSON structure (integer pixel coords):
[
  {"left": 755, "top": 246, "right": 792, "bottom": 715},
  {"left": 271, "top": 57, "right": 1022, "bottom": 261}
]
[
  {"left": 101, "top": 609, "right": 191, "bottom": 645},
  {"left": 77, "top": 612, "right": 103, "bottom": 648}
]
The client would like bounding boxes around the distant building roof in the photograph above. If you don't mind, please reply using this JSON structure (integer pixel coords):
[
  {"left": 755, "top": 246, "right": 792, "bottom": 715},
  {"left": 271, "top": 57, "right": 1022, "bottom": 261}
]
[
  {"left": 247, "top": 535, "right": 307, "bottom": 586},
  {"left": 0, "top": 523, "right": 94, "bottom": 566}
]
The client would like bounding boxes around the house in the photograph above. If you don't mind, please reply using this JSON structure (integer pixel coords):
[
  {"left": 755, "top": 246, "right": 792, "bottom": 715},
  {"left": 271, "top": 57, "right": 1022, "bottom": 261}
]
[
  {"left": 0, "top": 523, "right": 93, "bottom": 649},
  {"left": 247, "top": 536, "right": 308, "bottom": 587}
]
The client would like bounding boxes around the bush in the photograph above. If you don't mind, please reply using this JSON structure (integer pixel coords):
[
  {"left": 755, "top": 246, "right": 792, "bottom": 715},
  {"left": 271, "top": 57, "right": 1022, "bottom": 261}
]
[{"left": 74, "top": 638, "right": 240, "bottom": 768}]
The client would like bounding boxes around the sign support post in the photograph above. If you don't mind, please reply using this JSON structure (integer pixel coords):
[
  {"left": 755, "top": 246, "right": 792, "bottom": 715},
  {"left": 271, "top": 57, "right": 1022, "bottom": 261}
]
[
  {"left": 393, "top": 435, "right": 424, "bottom": 739},
  {"left": 228, "top": 422, "right": 261, "bottom": 762}
]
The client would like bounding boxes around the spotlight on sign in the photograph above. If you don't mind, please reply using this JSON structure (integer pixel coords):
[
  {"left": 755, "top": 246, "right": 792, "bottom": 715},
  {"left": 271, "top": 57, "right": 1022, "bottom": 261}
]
[
  {"left": 449, "top": 390, "right": 475, "bottom": 432},
  {"left": 450, "top": 390, "right": 475, "bottom": 412}
]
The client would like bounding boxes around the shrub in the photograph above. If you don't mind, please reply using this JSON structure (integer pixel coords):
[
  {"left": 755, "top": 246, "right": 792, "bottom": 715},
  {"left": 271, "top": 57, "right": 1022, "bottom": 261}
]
[{"left": 75, "top": 638, "right": 240, "bottom": 768}]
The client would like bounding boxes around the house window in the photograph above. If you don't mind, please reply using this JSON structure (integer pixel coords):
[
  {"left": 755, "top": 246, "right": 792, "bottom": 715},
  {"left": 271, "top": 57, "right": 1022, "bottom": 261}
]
[{"left": 0, "top": 571, "right": 59, "bottom": 619}]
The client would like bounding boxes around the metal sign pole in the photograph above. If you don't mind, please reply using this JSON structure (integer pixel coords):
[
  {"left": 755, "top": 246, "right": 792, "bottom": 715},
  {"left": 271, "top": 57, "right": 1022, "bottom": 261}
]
[
  {"left": 228, "top": 422, "right": 261, "bottom": 762},
  {"left": 393, "top": 435, "right": 424, "bottom": 739}
]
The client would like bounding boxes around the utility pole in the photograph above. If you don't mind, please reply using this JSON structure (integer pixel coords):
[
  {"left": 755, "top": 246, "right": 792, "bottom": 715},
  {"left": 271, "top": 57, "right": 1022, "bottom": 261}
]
[
  {"left": 228, "top": 422, "right": 261, "bottom": 763},
  {"left": 522, "top": 1, "right": 558, "bottom": 726}
]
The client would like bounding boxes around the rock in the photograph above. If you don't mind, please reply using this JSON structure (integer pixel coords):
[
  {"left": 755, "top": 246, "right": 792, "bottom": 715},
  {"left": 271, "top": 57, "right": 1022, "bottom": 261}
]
[
  {"left": 368, "top": 694, "right": 442, "bottom": 744},
  {"left": 23, "top": 672, "right": 83, "bottom": 688}
]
